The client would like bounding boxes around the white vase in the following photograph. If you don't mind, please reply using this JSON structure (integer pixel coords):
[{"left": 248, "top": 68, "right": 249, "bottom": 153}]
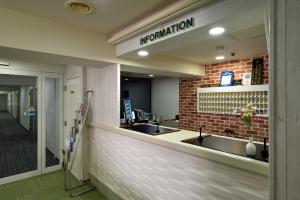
[{"left": 246, "top": 136, "right": 256, "bottom": 156}]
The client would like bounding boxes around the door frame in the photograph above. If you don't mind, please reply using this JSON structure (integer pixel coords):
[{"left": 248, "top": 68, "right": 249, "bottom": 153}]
[
  {"left": 41, "top": 72, "right": 64, "bottom": 174},
  {"left": 0, "top": 68, "right": 42, "bottom": 185},
  {"left": 0, "top": 69, "right": 64, "bottom": 185}
]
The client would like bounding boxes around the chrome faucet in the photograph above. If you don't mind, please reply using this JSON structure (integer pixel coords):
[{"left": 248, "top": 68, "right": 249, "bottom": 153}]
[
  {"left": 261, "top": 137, "right": 269, "bottom": 159},
  {"left": 155, "top": 122, "right": 160, "bottom": 133},
  {"left": 198, "top": 125, "right": 203, "bottom": 142}
]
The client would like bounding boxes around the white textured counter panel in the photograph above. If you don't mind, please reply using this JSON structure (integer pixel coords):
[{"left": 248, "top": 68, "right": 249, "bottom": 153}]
[
  {"left": 89, "top": 123, "right": 269, "bottom": 200},
  {"left": 88, "top": 122, "right": 269, "bottom": 176}
]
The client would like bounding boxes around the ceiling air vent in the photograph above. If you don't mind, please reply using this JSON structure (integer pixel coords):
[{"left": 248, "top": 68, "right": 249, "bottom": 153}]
[{"left": 64, "top": 0, "right": 93, "bottom": 15}]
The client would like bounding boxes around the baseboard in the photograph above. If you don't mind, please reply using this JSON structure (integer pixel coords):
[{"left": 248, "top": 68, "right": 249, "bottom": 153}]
[
  {"left": 90, "top": 174, "right": 123, "bottom": 200},
  {"left": 19, "top": 123, "right": 30, "bottom": 133}
]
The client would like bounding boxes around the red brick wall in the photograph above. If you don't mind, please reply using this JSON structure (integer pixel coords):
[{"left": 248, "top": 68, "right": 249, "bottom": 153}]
[{"left": 179, "top": 55, "right": 269, "bottom": 142}]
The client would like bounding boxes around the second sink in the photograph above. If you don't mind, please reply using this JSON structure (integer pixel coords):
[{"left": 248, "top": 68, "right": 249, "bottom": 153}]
[{"left": 126, "top": 123, "right": 179, "bottom": 135}]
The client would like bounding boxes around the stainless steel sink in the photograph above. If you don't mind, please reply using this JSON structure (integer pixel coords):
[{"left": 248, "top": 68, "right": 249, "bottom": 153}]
[
  {"left": 125, "top": 123, "right": 179, "bottom": 135},
  {"left": 182, "top": 135, "right": 269, "bottom": 162}
]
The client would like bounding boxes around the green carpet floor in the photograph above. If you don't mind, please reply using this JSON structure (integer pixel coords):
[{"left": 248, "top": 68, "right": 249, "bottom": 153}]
[{"left": 0, "top": 170, "right": 107, "bottom": 200}]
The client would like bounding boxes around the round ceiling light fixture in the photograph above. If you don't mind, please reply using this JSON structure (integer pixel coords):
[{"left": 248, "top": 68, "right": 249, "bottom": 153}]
[
  {"left": 209, "top": 27, "right": 225, "bottom": 35},
  {"left": 64, "top": 0, "right": 93, "bottom": 15},
  {"left": 137, "top": 50, "right": 149, "bottom": 57}
]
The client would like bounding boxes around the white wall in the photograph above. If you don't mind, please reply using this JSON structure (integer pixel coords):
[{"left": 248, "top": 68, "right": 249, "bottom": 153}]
[
  {"left": 69, "top": 64, "right": 119, "bottom": 181},
  {"left": 19, "top": 86, "right": 30, "bottom": 130},
  {"left": 0, "top": 6, "right": 204, "bottom": 77},
  {"left": 86, "top": 64, "right": 120, "bottom": 127},
  {"left": 64, "top": 65, "right": 84, "bottom": 180},
  {"left": 11, "top": 91, "right": 18, "bottom": 119},
  {"left": 151, "top": 78, "right": 179, "bottom": 120},
  {"left": 7, "top": 93, "right": 11, "bottom": 114},
  {"left": 0, "top": 94, "right": 7, "bottom": 111}
]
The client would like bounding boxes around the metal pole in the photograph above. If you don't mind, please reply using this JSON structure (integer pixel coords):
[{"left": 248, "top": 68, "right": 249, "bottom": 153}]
[{"left": 65, "top": 91, "right": 95, "bottom": 197}]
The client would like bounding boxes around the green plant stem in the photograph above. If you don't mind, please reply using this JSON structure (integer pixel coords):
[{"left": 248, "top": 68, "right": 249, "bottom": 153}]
[{"left": 246, "top": 125, "right": 253, "bottom": 138}]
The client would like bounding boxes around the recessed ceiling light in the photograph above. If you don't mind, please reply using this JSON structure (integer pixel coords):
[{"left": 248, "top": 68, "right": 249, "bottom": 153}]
[
  {"left": 149, "top": 74, "right": 154, "bottom": 77},
  {"left": 215, "top": 56, "right": 225, "bottom": 60},
  {"left": 125, "top": 78, "right": 129, "bottom": 81},
  {"left": 64, "top": 0, "right": 93, "bottom": 15},
  {"left": 209, "top": 27, "right": 225, "bottom": 35},
  {"left": 138, "top": 50, "right": 149, "bottom": 57}
]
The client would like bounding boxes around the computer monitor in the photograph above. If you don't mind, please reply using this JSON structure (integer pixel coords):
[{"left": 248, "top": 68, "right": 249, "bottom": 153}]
[{"left": 220, "top": 71, "right": 234, "bottom": 87}]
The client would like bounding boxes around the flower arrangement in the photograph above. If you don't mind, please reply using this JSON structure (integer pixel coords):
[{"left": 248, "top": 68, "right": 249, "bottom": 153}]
[{"left": 234, "top": 103, "right": 257, "bottom": 136}]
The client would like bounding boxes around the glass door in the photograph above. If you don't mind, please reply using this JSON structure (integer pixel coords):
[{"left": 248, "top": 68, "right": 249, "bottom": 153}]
[
  {"left": 0, "top": 69, "right": 41, "bottom": 185},
  {"left": 42, "top": 73, "right": 63, "bottom": 173}
]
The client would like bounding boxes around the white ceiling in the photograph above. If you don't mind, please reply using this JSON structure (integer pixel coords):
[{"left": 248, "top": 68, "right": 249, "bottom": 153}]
[
  {"left": 0, "top": 46, "right": 111, "bottom": 68},
  {"left": 160, "top": 25, "right": 267, "bottom": 64},
  {"left": 0, "top": 0, "right": 176, "bottom": 34},
  {"left": 0, "top": 0, "right": 268, "bottom": 75},
  {"left": 121, "top": 1, "right": 268, "bottom": 64}
]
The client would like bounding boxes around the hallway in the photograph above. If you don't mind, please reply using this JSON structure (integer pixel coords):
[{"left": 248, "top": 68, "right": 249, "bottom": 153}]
[{"left": 0, "top": 111, "right": 37, "bottom": 178}]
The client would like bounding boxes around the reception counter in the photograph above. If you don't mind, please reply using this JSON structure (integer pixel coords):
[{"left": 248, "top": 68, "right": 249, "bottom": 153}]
[{"left": 89, "top": 122, "right": 269, "bottom": 176}]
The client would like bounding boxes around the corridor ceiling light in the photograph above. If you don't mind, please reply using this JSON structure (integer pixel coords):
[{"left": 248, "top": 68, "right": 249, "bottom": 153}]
[
  {"left": 64, "top": 0, "right": 93, "bottom": 15},
  {"left": 137, "top": 50, "right": 149, "bottom": 57},
  {"left": 209, "top": 27, "right": 225, "bottom": 35},
  {"left": 149, "top": 74, "right": 154, "bottom": 77},
  {"left": 215, "top": 56, "right": 225, "bottom": 60}
]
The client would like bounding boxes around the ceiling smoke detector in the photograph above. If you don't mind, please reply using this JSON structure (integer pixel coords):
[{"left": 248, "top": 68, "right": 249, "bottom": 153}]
[{"left": 64, "top": 0, "right": 93, "bottom": 15}]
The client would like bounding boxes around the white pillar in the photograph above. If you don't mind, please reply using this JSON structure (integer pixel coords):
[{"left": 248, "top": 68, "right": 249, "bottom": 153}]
[{"left": 270, "top": 0, "right": 300, "bottom": 199}]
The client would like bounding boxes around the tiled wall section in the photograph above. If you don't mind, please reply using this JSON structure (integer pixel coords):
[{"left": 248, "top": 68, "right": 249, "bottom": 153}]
[
  {"left": 86, "top": 65, "right": 120, "bottom": 127},
  {"left": 90, "top": 128, "right": 268, "bottom": 200},
  {"left": 179, "top": 55, "right": 269, "bottom": 142},
  {"left": 85, "top": 64, "right": 120, "bottom": 180}
]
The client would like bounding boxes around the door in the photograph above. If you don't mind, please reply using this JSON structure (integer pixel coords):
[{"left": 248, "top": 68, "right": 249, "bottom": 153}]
[
  {"left": 0, "top": 70, "right": 64, "bottom": 185},
  {"left": 0, "top": 69, "right": 41, "bottom": 185},
  {"left": 64, "top": 76, "right": 83, "bottom": 180},
  {"left": 42, "top": 73, "right": 64, "bottom": 173}
]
